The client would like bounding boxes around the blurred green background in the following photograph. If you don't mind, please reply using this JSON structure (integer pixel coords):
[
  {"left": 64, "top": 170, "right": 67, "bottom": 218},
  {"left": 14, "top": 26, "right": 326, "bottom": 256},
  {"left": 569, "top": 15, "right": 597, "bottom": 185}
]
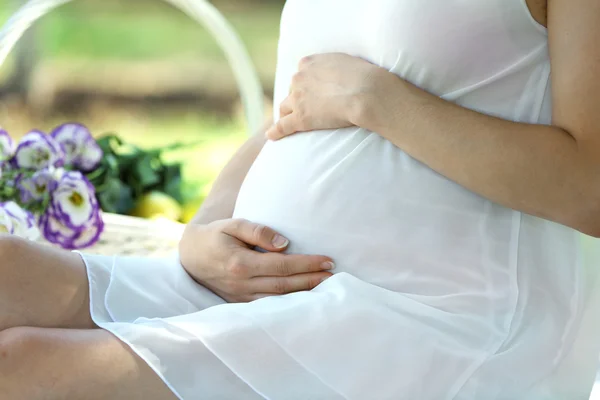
[{"left": 0, "top": 0, "right": 284, "bottom": 220}]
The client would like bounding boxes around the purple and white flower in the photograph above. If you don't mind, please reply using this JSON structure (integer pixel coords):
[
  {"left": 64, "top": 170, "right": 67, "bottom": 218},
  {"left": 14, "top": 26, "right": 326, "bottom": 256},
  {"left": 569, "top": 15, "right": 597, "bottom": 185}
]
[
  {"left": 51, "top": 123, "right": 103, "bottom": 171},
  {"left": 40, "top": 171, "right": 103, "bottom": 249},
  {"left": 0, "top": 207, "right": 14, "bottom": 234},
  {"left": 12, "top": 130, "right": 65, "bottom": 170},
  {"left": 49, "top": 167, "right": 67, "bottom": 180},
  {"left": 0, "top": 123, "right": 107, "bottom": 249},
  {"left": 17, "top": 169, "right": 58, "bottom": 203},
  {"left": 48, "top": 171, "right": 98, "bottom": 229},
  {"left": 0, "top": 201, "right": 40, "bottom": 240},
  {"left": 0, "top": 129, "right": 14, "bottom": 161},
  {"left": 0, "top": 158, "right": 13, "bottom": 174},
  {"left": 40, "top": 211, "right": 103, "bottom": 249}
]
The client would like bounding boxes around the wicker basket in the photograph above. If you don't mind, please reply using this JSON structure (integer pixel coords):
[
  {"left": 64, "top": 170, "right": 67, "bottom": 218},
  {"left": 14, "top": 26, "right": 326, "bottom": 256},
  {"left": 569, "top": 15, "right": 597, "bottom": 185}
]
[
  {"left": 75, "top": 213, "right": 186, "bottom": 257},
  {"left": 0, "top": 0, "right": 264, "bottom": 256}
]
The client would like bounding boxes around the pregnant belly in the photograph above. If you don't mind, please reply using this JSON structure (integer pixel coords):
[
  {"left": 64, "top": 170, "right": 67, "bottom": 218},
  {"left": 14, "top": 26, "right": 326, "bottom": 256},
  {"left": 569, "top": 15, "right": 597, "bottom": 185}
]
[{"left": 233, "top": 128, "right": 518, "bottom": 316}]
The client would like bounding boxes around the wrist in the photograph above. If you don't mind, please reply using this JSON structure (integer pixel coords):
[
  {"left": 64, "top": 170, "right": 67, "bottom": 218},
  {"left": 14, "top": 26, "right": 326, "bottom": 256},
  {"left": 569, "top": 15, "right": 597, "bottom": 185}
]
[
  {"left": 189, "top": 194, "right": 235, "bottom": 225},
  {"left": 178, "top": 224, "right": 195, "bottom": 268},
  {"left": 179, "top": 224, "right": 204, "bottom": 273},
  {"left": 351, "top": 66, "right": 404, "bottom": 134}
]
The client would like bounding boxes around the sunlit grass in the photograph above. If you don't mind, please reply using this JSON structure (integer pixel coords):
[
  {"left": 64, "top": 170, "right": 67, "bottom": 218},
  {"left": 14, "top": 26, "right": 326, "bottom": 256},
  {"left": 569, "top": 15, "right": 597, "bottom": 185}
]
[
  {"left": 2, "top": 105, "right": 249, "bottom": 201},
  {"left": 107, "top": 112, "right": 248, "bottom": 198},
  {"left": 0, "top": 1, "right": 281, "bottom": 65},
  {"left": 0, "top": 0, "right": 278, "bottom": 201}
]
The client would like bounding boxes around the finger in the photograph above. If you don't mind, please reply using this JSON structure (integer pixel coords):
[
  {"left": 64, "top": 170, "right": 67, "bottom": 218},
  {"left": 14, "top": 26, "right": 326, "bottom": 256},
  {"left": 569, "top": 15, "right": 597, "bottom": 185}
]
[
  {"left": 298, "top": 55, "right": 315, "bottom": 70},
  {"left": 248, "top": 272, "right": 333, "bottom": 295},
  {"left": 265, "top": 114, "right": 298, "bottom": 141},
  {"left": 279, "top": 96, "right": 293, "bottom": 118},
  {"left": 221, "top": 219, "right": 290, "bottom": 251},
  {"left": 249, "top": 252, "right": 335, "bottom": 277}
]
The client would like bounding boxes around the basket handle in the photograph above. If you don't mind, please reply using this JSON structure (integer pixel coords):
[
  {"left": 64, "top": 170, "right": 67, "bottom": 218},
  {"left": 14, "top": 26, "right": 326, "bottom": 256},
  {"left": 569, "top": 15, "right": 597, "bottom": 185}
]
[{"left": 0, "top": 0, "right": 265, "bottom": 135}]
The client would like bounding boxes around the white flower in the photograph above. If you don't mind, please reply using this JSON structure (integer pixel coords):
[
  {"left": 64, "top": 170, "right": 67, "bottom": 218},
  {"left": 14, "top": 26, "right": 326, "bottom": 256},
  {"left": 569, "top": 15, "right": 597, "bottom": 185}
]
[
  {"left": 51, "top": 123, "right": 103, "bottom": 171},
  {"left": 50, "top": 167, "right": 67, "bottom": 180},
  {"left": 0, "top": 129, "right": 14, "bottom": 160},
  {"left": 0, "top": 207, "right": 14, "bottom": 235},
  {"left": 40, "top": 171, "right": 103, "bottom": 249},
  {"left": 12, "top": 130, "right": 65, "bottom": 170},
  {"left": 41, "top": 211, "right": 103, "bottom": 249},
  {"left": 17, "top": 169, "right": 57, "bottom": 203},
  {"left": 0, "top": 201, "right": 40, "bottom": 240},
  {"left": 48, "top": 171, "right": 99, "bottom": 229}
]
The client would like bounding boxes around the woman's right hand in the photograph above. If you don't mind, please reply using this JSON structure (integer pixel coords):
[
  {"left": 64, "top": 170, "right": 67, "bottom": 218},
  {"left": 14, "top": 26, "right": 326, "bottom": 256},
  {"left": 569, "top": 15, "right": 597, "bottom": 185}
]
[{"left": 179, "top": 219, "right": 335, "bottom": 303}]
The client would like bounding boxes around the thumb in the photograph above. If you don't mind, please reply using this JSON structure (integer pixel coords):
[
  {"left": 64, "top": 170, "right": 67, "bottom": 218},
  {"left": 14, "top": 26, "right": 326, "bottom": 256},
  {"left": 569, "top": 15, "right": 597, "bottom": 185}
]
[
  {"left": 265, "top": 114, "right": 297, "bottom": 141},
  {"left": 221, "top": 219, "right": 290, "bottom": 252}
]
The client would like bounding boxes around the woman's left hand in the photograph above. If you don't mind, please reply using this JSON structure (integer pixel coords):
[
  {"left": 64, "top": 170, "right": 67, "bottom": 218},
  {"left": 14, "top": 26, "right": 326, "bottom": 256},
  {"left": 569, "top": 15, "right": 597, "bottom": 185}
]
[{"left": 265, "top": 53, "right": 383, "bottom": 140}]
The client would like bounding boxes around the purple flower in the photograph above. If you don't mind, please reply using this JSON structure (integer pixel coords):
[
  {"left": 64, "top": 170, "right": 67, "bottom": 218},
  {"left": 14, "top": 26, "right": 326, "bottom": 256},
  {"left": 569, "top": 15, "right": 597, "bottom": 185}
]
[
  {"left": 50, "top": 167, "right": 67, "bottom": 180},
  {"left": 0, "top": 129, "right": 14, "bottom": 160},
  {"left": 12, "top": 130, "right": 65, "bottom": 170},
  {"left": 40, "top": 211, "right": 103, "bottom": 249},
  {"left": 17, "top": 169, "right": 58, "bottom": 203},
  {"left": 0, "top": 201, "right": 40, "bottom": 240},
  {"left": 0, "top": 207, "right": 14, "bottom": 235},
  {"left": 48, "top": 171, "right": 98, "bottom": 228},
  {"left": 51, "top": 123, "right": 103, "bottom": 171},
  {"left": 0, "top": 158, "right": 13, "bottom": 173},
  {"left": 40, "top": 171, "right": 103, "bottom": 249}
]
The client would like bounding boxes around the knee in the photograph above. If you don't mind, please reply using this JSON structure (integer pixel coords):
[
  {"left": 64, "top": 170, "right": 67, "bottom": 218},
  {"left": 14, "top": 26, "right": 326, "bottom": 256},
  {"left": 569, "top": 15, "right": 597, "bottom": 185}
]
[
  {"left": 0, "top": 327, "right": 51, "bottom": 398},
  {"left": 0, "top": 327, "right": 44, "bottom": 370}
]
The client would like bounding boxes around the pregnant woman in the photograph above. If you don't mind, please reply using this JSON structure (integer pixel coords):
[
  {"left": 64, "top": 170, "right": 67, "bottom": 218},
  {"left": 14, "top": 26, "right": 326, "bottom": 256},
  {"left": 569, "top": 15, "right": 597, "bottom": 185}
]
[{"left": 2, "top": 0, "right": 600, "bottom": 399}]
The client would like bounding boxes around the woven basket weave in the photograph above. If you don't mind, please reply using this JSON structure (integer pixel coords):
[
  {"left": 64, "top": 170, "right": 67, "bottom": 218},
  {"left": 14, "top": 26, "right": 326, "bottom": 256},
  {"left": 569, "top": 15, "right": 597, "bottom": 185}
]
[
  {"left": 74, "top": 213, "right": 186, "bottom": 257},
  {"left": 1, "top": 0, "right": 264, "bottom": 256}
]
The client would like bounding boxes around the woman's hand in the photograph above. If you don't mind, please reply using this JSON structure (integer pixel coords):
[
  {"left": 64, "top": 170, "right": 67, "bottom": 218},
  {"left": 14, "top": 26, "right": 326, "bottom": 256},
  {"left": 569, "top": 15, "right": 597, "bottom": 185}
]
[
  {"left": 265, "top": 53, "right": 383, "bottom": 140},
  {"left": 179, "top": 218, "right": 335, "bottom": 303}
]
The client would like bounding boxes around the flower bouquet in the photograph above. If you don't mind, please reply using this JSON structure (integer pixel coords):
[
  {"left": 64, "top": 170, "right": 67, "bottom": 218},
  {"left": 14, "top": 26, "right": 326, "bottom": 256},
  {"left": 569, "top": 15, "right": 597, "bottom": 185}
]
[
  {"left": 0, "top": 124, "right": 104, "bottom": 249},
  {"left": 1, "top": 123, "right": 200, "bottom": 251}
]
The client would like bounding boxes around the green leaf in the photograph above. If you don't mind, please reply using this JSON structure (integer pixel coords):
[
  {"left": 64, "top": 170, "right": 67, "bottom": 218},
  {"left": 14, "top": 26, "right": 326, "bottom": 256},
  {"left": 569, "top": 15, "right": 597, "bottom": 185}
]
[
  {"left": 132, "top": 154, "right": 161, "bottom": 188},
  {"left": 105, "top": 154, "right": 120, "bottom": 175},
  {"left": 162, "top": 164, "right": 184, "bottom": 203},
  {"left": 97, "top": 177, "right": 135, "bottom": 214},
  {"left": 90, "top": 133, "right": 204, "bottom": 215},
  {"left": 96, "top": 135, "right": 121, "bottom": 155},
  {"left": 85, "top": 164, "right": 107, "bottom": 183}
]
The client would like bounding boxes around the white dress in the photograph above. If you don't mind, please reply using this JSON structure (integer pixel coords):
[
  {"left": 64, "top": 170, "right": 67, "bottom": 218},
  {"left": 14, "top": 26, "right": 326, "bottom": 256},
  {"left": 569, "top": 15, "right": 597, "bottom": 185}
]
[{"left": 81, "top": 0, "right": 600, "bottom": 398}]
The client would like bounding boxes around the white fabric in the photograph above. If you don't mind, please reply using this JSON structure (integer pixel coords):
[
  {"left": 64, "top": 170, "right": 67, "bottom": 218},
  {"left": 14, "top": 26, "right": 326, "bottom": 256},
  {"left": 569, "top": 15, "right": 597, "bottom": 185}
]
[{"left": 83, "top": 0, "right": 600, "bottom": 398}]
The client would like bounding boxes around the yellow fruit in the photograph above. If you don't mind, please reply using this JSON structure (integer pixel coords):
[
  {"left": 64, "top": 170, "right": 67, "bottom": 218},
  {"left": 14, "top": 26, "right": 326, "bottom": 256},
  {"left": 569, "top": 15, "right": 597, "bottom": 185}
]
[
  {"left": 131, "top": 192, "right": 182, "bottom": 221},
  {"left": 181, "top": 195, "right": 206, "bottom": 223}
]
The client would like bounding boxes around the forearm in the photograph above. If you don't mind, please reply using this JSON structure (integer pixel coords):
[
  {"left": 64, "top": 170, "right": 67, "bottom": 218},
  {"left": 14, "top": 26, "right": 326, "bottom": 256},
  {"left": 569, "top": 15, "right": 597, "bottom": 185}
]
[
  {"left": 358, "top": 72, "right": 600, "bottom": 236},
  {"left": 191, "top": 121, "right": 270, "bottom": 225}
]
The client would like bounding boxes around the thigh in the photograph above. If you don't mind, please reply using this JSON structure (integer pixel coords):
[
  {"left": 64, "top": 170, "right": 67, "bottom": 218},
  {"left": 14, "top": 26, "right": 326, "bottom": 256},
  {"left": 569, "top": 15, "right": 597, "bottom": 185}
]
[
  {"left": 0, "top": 235, "right": 93, "bottom": 330},
  {"left": 0, "top": 327, "right": 177, "bottom": 400}
]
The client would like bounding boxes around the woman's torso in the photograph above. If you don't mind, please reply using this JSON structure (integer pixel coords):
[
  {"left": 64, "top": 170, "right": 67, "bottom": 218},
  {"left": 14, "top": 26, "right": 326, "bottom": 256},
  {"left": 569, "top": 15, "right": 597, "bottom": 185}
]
[{"left": 234, "top": 1, "right": 589, "bottom": 394}]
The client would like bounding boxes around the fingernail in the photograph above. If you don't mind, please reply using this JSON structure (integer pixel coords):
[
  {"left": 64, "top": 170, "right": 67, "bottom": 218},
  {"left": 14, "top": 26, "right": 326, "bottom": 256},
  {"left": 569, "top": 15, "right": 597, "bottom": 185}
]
[
  {"left": 272, "top": 234, "right": 289, "bottom": 248},
  {"left": 321, "top": 261, "right": 335, "bottom": 270}
]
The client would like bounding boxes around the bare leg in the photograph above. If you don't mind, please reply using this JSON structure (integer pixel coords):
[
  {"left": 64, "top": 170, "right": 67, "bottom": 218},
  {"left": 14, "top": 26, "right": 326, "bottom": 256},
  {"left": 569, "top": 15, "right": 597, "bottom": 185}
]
[
  {"left": 0, "top": 235, "right": 94, "bottom": 331},
  {"left": 0, "top": 327, "right": 177, "bottom": 400}
]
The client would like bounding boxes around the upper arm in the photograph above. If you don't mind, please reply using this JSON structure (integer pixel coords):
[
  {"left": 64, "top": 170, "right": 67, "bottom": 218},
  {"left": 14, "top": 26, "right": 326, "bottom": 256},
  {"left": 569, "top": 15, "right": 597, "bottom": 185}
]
[{"left": 548, "top": 0, "right": 600, "bottom": 154}]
